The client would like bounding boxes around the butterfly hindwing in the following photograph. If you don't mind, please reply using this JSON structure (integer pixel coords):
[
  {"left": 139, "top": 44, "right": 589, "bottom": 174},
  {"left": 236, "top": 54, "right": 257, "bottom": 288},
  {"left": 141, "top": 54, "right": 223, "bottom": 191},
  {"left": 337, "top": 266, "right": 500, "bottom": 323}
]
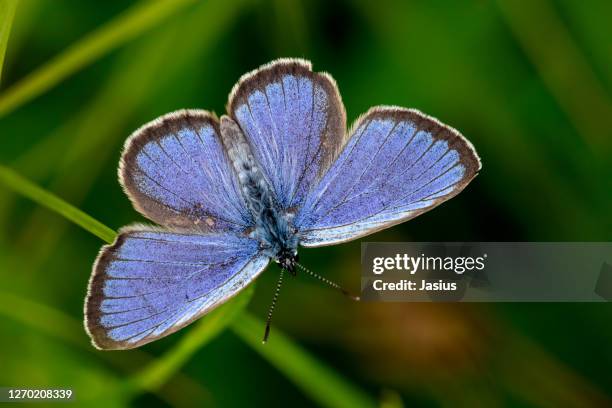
[
  {"left": 295, "top": 107, "right": 481, "bottom": 246},
  {"left": 120, "top": 109, "right": 252, "bottom": 233},
  {"left": 227, "top": 58, "right": 346, "bottom": 209},
  {"left": 85, "top": 227, "right": 269, "bottom": 349}
]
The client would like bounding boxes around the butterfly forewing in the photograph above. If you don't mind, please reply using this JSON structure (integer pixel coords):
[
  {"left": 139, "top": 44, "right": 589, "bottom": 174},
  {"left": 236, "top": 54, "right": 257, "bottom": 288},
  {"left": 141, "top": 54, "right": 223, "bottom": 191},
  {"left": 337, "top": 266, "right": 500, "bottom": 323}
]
[
  {"left": 120, "top": 110, "right": 252, "bottom": 233},
  {"left": 85, "top": 227, "right": 269, "bottom": 349},
  {"left": 295, "top": 107, "right": 481, "bottom": 246},
  {"left": 227, "top": 58, "right": 347, "bottom": 209}
]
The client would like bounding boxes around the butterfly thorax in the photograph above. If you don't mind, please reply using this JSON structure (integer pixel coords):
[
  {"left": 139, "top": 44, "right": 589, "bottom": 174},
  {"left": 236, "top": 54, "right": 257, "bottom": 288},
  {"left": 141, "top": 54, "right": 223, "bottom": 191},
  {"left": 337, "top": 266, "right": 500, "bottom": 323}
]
[{"left": 220, "top": 116, "right": 299, "bottom": 272}]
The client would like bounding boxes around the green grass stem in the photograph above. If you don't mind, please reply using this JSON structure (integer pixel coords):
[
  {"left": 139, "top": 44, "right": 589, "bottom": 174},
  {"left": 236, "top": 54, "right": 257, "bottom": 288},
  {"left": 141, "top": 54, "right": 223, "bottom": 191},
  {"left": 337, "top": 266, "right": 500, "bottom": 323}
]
[{"left": 0, "top": 0, "right": 197, "bottom": 117}]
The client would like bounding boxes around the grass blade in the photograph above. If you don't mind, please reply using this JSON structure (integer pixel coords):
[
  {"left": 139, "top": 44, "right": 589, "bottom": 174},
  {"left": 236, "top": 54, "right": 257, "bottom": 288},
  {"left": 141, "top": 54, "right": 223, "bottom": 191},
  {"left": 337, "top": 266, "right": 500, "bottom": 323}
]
[
  {"left": 231, "top": 312, "right": 376, "bottom": 408},
  {"left": 0, "top": 0, "right": 197, "bottom": 117},
  {"left": 0, "top": 164, "right": 116, "bottom": 242},
  {"left": 0, "top": 0, "right": 18, "bottom": 84}
]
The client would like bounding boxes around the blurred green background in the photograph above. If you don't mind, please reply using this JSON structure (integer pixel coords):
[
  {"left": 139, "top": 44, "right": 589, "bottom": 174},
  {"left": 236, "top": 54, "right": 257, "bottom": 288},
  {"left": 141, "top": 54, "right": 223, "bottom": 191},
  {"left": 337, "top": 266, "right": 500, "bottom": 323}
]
[{"left": 1, "top": 0, "right": 611, "bottom": 407}]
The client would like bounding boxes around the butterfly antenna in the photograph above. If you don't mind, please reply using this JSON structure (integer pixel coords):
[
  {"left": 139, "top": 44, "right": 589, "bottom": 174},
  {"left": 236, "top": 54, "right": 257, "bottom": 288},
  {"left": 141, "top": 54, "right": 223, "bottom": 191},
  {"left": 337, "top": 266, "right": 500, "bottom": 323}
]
[
  {"left": 296, "top": 263, "right": 360, "bottom": 301},
  {"left": 263, "top": 268, "right": 285, "bottom": 344}
]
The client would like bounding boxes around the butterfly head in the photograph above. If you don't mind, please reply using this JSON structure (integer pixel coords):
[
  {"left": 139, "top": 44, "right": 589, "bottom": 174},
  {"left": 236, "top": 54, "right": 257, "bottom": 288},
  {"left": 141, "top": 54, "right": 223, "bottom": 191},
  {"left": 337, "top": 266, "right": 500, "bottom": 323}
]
[{"left": 276, "top": 249, "right": 299, "bottom": 275}]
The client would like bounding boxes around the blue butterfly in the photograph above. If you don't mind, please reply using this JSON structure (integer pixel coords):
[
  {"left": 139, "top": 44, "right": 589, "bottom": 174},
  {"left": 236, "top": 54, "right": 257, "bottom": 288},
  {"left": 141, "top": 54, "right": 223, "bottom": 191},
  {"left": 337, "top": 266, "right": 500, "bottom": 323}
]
[{"left": 85, "top": 59, "right": 481, "bottom": 349}]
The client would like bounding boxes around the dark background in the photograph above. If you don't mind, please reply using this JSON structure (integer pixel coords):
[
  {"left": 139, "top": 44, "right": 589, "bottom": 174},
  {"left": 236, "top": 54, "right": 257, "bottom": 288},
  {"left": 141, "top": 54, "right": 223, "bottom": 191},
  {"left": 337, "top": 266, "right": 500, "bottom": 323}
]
[{"left": 0, "top": 0, "right": 611, "bottom": 406}]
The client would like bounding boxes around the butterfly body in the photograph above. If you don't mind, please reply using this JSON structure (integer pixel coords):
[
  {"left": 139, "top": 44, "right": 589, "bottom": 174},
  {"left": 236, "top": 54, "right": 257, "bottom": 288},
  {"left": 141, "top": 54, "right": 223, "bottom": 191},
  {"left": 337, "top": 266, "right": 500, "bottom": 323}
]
[
  {"left": 85, "top": 58, "right": 481, "bottom": 349},
  {"left": 220, "top": 115, "right": 299, "bottom": 272}
]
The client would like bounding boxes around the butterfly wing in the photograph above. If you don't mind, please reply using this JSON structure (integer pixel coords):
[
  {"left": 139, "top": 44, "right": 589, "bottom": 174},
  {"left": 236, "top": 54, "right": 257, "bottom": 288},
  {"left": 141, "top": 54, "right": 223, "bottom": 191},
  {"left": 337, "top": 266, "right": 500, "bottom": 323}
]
[
  {"left": 295, "top": 107, "right": 481, "bottom": 246},
  {"left": 226, "top": 59, "right": 346, "bottom": 209},
  {"left": 85, "top": 226, "right": 269, "bottom": 349},
  {"left": 120, "top": 109, "right": 252, "bottom": 232}
]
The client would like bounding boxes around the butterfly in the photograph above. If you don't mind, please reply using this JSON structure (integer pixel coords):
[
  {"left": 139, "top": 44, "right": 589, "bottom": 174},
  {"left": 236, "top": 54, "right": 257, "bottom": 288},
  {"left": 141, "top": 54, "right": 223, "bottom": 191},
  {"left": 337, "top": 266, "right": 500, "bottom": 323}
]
[{"left": 84, "top": 58, "right": 481, "bottom": 350}]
